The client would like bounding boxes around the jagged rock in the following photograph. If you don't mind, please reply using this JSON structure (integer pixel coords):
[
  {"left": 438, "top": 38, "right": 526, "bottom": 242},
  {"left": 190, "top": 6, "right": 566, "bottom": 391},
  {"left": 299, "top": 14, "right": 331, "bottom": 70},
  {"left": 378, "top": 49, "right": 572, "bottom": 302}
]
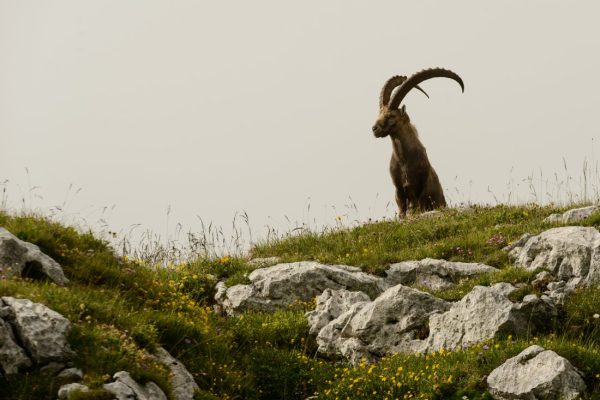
[
  {"left": 543, "top": 280, "right": 569, "bottom": 306},
  {"left": 315, "top": 301, "right": 372, "bottom": 363},
  {"left": 385, "top": 258, "right": 498, "bottom": 290},
  {"left": 508, "top": 226, "right": 600, "bottom": 287},
  {"left": 487, "top": 345, "right": 586, "bottom": 399},
  {"left": 0, "top": 227, "right": 69, "bottom": 285},
  {"left": 307, "top": 289, "right": 371, "bottom": 335},
  {"left": 544, "top": 205, "right": 599, "bottom": 224},
  {"left": 315, "top": 285, "right": 449, "bottom": 363},
  {"left": 1, "top": 297, "right": 75, "bottom": 364},
  {"left": 57, "top": 383, "right": 89, "bottom": 399},
  {"left": 0, "top": 318, "right": 31, "bottom": 376},
  {"left": 57, "top": 367, "right": 83, "bottom": 381},
  {"left": 216, "top": 261, "right": 387, "bottom": 314},
  {"left": 503, "top": 233, "right": 533, "bottom": 253},
  {"left": 153, "top": 347, "right": 199, "bottom": 400},
  {"left": 103, "top": 371, "right": 167, "bottom": 400},
  {"left": 424, "top": 285, "right": 556, "bottom": 352}
]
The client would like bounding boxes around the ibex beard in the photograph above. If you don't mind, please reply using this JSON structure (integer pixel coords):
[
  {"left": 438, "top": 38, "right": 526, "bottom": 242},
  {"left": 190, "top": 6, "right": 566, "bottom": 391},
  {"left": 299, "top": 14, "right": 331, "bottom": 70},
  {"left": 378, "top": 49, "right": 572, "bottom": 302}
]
[{"left": 372, "top": 68, "right": 464, "bottom": 217}]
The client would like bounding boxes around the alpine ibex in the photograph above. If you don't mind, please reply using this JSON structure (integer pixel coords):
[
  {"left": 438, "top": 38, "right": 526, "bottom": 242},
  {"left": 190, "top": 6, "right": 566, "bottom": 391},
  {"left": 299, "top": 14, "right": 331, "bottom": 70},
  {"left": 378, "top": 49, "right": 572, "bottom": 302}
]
[{"left": 372, "top": 68, "right": 464, "bottom": 216}]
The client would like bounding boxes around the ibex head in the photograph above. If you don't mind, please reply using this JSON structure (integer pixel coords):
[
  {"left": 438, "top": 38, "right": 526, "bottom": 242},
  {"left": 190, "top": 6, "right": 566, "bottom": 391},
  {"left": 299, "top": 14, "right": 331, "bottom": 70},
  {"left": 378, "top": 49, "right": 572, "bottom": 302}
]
[{"left": 372, "top": 68, "right": 464, "bottom": 138}]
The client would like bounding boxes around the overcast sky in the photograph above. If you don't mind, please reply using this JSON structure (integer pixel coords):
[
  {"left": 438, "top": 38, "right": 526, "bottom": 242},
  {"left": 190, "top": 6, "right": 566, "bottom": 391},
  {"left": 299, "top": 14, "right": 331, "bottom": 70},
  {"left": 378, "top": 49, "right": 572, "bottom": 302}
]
[{"left": 2, "top": 1, "right": 600, "bottom": 250}]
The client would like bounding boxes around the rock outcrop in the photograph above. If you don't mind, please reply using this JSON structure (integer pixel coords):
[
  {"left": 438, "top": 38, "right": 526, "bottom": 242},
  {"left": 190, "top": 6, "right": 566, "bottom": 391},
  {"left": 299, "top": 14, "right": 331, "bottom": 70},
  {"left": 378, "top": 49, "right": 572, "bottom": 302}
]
[
  {"left": 424, "top": 284, "right": 556, "bottom": 352},
  {"left": 312, "top": 285, "right": 450, "bottom": 363},
  {"left": 487, "top": 345, "right": 586, "bottom": 399},
  {"left": 306, "top": 288, "right": 371, "bottom": 335},
  {"left": 385, "top": 258, "right": 498, "bottom": 291},
  {"left": 215, "top": 261, "right": 387, "bottom": 315},
  {"left": 508, "top": 226, "right": 600, "bottom": 287},
  {"left": 544, "top": 205, "right": 599, "bottom": 224},
  {"left": 0, "top": 228, "right": 69, "bottom": 285},
  {"left": 0, "top": 297, "right": 75, "bottom": 378}
]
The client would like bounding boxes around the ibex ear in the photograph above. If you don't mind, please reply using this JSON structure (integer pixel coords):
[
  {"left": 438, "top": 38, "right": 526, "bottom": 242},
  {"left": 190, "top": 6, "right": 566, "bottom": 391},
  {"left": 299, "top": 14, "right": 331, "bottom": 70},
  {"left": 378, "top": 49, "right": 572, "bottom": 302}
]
[{"left": 400, "top": 105, "right": 406, "bottom": 115}]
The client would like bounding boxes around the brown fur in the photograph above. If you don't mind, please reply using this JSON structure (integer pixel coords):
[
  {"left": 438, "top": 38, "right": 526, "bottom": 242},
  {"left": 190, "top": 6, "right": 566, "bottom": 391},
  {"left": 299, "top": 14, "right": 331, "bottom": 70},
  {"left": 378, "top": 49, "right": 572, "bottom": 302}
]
[{"left": 372, "top": 105, "right": 446, "bottom": 216}]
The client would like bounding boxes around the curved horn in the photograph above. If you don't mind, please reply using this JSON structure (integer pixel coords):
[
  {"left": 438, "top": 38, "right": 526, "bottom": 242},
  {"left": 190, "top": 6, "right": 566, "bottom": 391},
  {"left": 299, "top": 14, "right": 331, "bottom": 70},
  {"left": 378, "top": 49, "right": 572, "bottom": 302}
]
[
  {"left": 379, "top": 75, "right": 429, "bottom": 109},
  {"left": 388, "top": 68, "right": 464, "bottom": 110}
]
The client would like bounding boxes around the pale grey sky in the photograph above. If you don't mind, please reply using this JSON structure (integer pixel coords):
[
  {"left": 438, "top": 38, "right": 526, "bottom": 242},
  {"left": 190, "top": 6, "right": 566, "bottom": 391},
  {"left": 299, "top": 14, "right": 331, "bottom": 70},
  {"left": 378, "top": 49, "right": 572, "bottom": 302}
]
[{"left": 2, "top": 1, "right": 600, "bottom": 250}]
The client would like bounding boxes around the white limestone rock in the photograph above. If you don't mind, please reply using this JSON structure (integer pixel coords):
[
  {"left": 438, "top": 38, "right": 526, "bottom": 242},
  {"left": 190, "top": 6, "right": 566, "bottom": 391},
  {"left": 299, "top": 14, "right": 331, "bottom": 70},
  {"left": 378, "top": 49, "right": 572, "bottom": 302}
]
[
  {"left": 216, "top": 261, "right": 387, "bottom": 315},
  {"left": 424, "top": 285, "right": 556, "bottom": 352},
  {"left": 0, "top": 318, "right": 31, "bottom": 376},
  {"left": 153, "top": 347, "right": 199, "bottom": 400},
  {"left": 543, "top": 205, "right": 599, "bottom": 224},
  {"left": 0, "top": 227, "right": 69, "bottom": 285},
  {"left": 487, "top": 345, "right": 586, "bottom": 400},
  {"left": 1, "top": 297, "right": 75, "bottom": 364},
  {"left": 57, "top": 383, "right": 89, "bottom": 400},
  {"left": 103, "top": 371, "right": 167, "bottom": 400},
  {"left": 315, "top": 285, "right": 449, "bottom": 363},
  {"left": 57, "top": 367, "right": 83, "bottom": 381},
  {"left": 508, "top": 226, "right": 600, "bottom": 287},
  {"left": 385, "top": 258, "right": 498, "bottom": 291},
  {"left": 306, "top": 289, "right": 371, "bottom": 335},
  {"left": 315, "top": 301, "right": 372, "bottom": 364}
]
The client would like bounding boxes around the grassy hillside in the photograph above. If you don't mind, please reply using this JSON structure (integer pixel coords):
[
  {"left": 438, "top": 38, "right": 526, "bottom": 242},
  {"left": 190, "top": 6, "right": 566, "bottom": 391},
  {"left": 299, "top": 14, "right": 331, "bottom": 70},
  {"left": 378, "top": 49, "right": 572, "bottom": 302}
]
[{"left": 1, "top": 204, "right": 600, "bottom": 399}]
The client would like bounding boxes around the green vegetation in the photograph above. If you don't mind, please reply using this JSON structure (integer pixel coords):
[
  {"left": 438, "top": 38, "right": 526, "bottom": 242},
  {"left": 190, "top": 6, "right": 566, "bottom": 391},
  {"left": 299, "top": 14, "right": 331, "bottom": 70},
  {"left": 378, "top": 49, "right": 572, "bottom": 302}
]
[
  {"left": 2, "top": 204, "right": 600, "bottom": 399},
  {"left": 251, "top": 205, "right": 566, "bottom": 274}
]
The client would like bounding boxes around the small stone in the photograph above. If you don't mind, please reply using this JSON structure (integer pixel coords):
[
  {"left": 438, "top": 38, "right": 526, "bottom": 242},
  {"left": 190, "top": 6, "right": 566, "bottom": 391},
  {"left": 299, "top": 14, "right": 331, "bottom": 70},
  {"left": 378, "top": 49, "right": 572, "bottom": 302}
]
[
  {"left": 57, "top": 383, "right": 89, "bottom": 400},
  {"left": 487, "top": 345, "right": 586, "bottom": 399},
  {"left": 57, "top": 367, "right": 84, "bottom": 381}
]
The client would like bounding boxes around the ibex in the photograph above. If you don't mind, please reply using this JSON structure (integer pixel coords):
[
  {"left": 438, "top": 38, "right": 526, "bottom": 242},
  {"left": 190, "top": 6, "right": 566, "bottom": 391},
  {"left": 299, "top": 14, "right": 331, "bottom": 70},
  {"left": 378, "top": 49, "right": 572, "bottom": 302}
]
[{"left": 372, "top": 68, "right": 464, "bottom": 216}]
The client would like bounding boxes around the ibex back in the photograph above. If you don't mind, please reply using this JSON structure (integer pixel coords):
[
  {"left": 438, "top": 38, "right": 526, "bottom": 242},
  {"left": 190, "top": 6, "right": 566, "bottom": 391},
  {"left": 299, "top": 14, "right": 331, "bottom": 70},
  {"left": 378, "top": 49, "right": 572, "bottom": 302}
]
[{"left": 372, "top": 68, "right": 464, "bottom": 216}]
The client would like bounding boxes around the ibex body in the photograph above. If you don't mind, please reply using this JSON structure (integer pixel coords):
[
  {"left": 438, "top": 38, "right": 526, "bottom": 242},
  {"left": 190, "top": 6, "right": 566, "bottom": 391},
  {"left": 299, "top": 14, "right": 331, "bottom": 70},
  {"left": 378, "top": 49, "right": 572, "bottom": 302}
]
[{"left": 372, "top": 68, "right": 464, "bottom": 216}]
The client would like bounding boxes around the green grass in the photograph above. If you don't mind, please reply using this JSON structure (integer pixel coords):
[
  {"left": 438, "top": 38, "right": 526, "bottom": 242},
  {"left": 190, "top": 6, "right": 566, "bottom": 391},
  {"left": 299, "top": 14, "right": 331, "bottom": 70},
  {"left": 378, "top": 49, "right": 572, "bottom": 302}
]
[
  {"left": 251, "top": 205, "right": 569, "bottom": 274},
  {"left": 2, "top": 204, "right": 600, "bottom": 399}
]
